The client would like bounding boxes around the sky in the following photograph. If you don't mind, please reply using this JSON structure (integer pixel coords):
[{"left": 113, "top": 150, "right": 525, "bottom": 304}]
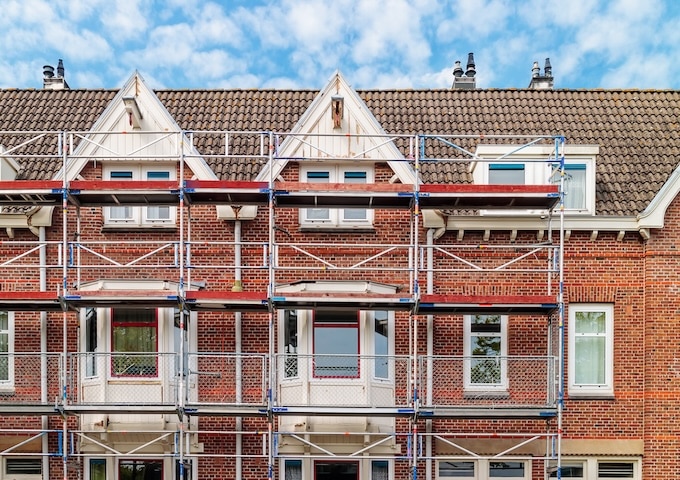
[{"left": 1, "top": 0, "right": 679, "bottom": 91}]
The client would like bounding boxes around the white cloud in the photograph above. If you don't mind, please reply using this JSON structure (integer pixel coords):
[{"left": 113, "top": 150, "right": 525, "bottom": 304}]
[{"left": 100, "top": 0, "right": 150, "bottom": 40}]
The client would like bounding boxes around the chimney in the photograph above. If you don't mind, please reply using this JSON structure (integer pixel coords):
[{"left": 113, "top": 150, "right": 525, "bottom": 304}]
[
  {"left": 452, "top": 52, "right": 477, "bottom": 89},
  {"left": 528, "top": 57, "right": 554, "bottom": 90},
  {"left": 43, "top": 59, "right": 70, "bottom": 90}
]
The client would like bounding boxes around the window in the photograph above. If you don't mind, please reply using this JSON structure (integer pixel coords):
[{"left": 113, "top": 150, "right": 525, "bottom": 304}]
[
  {"left": 0, "top": 311, "right": 13, "bottom": 385},
  {"left": 104, "top": 164, "right": 175, "bottom": 226},
  {"left": 89, "top": 459, "right": 106, "bottom": 480},
  {"left": 119, "top": 460, "right": 162, "bottom": 480},
  {"left": 473, "top": 144, "right": 597, "bottom": 214},
  {"left": 313, "top": 310, "right": 359, "bottom": 378},
  {"left": 85, "top": 308, "right": 98, "bottom": 377},
  {"left": 4, "top": 458, "right": 42, "bottom": 478},
  {"left": 549, "top": 459, "right": 638, "bottom": 479},
  {"left": 464, "top": 314, "right": 508, "bottom": 391},
  {"left": 111, "top": 309, "right": 158, "bottom": 377},
  {"left": 374, "top": 310, "right": 389, "bottom": 380},
  {"left": 438, "top": 460, "right": 527, "bottom": 480},
  {"left": 173, "top": 309, "right": 188, "bottom": 377},
  {"left": 489, "top": 163, "right": 525, "bottom": 184},
  {"left": 551, "top": 163, "right": 587, "bottom": 210},
  {"left": 315, "top": 461, "right": 358, "bottom": 480},
  {"left": 372, "top": 460, "right": 389, "bottom": 480},
  {"left": 568, "top": 304, "right": 614, "bottom": 397},
  {"left": 284, "top": 310, "right": 299, "bottom": 378},
  {"left": 300, "top": 165, "right": 373, "bottom": 228},
  {"left": 284, "top": 460, "right": 302, "bottom": 480},
  {"left": 439, "top": 461, "right": 475, "bottom": 478}
]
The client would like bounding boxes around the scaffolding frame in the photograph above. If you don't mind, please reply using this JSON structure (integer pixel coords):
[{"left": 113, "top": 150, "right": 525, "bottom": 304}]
[{"left": 0, "top": 129, "right": 565, "bottom": 479}]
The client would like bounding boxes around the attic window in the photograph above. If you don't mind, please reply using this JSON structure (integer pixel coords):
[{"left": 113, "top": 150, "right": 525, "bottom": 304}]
[{"left": 331, "top": 96, "right": 344, "bottom": 129}]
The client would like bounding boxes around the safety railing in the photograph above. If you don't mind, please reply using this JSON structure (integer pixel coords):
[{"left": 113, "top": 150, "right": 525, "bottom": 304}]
[
  {"left": 0, "top": 353, "right": 62, "bottom": 405},
  {"left": 419, "top": 355, "right": 557, "bottom": 409},
  {"left": 66, "top": 352, "right": 181, "bottom": 406},
  {"left": 274, "top": 354, "right": 412, "bottom": 408},
  {"left": 186, "top": 353, "right": 267, "bottom": 406}
]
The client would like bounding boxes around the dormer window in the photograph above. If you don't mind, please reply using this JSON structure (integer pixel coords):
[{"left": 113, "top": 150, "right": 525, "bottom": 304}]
[{"left": 473, "top": 144, "right": 598, "bottom": 214}]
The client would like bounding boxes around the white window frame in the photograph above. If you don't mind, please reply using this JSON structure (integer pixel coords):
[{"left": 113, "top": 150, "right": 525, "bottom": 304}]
[
  {"left": 437, "top": 459, "right": 529, "bottom": 480},
  {"left": 548, "top": 458, "right": 640, "bottom": 479},
  {"left": 300, "top": 164, "right": 374, "bottom": 228},
  {"left": 472, "top": 144, "right": 597, "bottom": 215},
  {"left": 3, "top": 456, "right": 43, "bottom": 480},
  {"left": 0, "top": 311, "right": 14, "bottom": 391},
  {"left": 568, "top": 304, "right": 614, "bottom": 397},
  {"left": 103, "top": 164, "right": 176, "bottom": 227},
  {"left": 463, "top": 314, "right": 508, "bottom": 392}
]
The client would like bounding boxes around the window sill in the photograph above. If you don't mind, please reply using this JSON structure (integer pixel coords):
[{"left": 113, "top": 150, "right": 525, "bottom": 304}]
[
  {"left": 300, "top": 225, "right": 375, "bottom": 233},
  {"left": 463, "top": 390, "right": 509, "bottom": 399},
  {"left": 567, "top": 391, "right": 615, "bottom": 400},
  {"left": 102, "top": 224, "right": 177, "bottom": 233},
  {"left": 0, "top": 386, "right": 15, "bottom": 395}
]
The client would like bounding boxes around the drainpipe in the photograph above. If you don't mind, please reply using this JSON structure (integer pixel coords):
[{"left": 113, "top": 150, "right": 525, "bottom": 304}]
[
  {"left": 233, "top": 220, "right": 243, "bottom": 480},
  {"left": 426, "top": 228, "right": 434, "bottom": 480},
  {"left": 39, "top": 226, "right": 49, "bottom": 478}
]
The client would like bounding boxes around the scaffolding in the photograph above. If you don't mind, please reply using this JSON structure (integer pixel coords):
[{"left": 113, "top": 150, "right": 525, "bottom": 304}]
[{"left": 0, "top": 129, "right": 565, "bottom": 479}]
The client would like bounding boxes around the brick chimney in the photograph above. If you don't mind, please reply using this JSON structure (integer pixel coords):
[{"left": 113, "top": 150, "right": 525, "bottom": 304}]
[
  {"left": 528, "top": 58, "right": 553, "bottom": 90},
  {"left": 43, "top": 59, "right": 70, "bottom": 90},
  {"left": 452, "top": 52, "right": 476, "bottom": 89}
]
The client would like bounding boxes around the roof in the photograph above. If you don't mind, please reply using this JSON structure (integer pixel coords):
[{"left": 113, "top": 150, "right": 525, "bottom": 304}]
[{"left": 1, "top": 87, "right": 679, "bottom": 216}]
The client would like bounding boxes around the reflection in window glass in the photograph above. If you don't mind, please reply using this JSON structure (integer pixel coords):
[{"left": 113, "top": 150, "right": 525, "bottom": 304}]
[
  {"left": 439, "top": 461, "right": 475, "bottom": 477},
  {"left": 313, "top": 311, "right": 359, "bottom": 378},
  {"left": 489, "top": 461, "right": 524, "bottom": 478},
  {"left": 0, "top": 311, "right": 9, "bottom": 382},
  {"left": 119, "top": 460, "right": 162, "bottom": 480},
  {"left": 374, "top": 311, "right": 389, "bottom": 379},
  {"left": 112, "top": 309, "right": 158, "bottom": 376},
  {"left": 489, "top": 164, "right": 525, "bottom": 184}
]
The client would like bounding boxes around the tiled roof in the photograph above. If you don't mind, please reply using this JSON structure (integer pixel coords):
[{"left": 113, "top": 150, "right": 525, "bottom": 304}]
[{"left": 1, "top": 87, "right": 679, "bottom": 216}]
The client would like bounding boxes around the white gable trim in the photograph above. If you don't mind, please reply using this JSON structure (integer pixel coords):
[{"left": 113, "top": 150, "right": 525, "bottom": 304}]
[
  {"left": 56, "top": 72, "right": 216, "bottom": 182},
  {"left": 255, "top": 71, "right": 416, "bottom": 185},
  {"left": 637, "top": 163, "right": 680, "bottom": 234}
]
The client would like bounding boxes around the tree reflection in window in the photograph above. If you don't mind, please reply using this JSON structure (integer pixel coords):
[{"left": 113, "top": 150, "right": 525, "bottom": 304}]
[{"left": 112, "top": 309, "right": 157, "bottom": 376}]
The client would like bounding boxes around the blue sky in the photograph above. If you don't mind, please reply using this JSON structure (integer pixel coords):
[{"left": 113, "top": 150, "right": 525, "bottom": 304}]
[{"left": 1, "top": 0, "right": 679, "bottom": 91}]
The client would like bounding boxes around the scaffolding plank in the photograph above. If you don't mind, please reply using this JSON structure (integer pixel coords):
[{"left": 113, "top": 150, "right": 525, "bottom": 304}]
[
  {"left": 0, "top": 291, "right": 62, "bottom": 311},
  {"left": 274, "top": 182, "right": 415, "bottom": 209},
  {"left": 418, "top": 184, "right": 559, "bottom": 210},
  {"left": 417, "top": 294, "right": 557, "bottom": 315},
  {"left": 0, "top": 180, "right": 63, "bottom": 205},
  {"left": 63, "top": 290, "right": 181, "bottom": 308},
  {"left": 270, "top": 292, "right": 414, "bottom": 310},
  {"left": 183, "top": 180, "right": 270, "bottom": 205},
  {"left": 184, "top": 290, "right": 270, "bottom": 311},
  {"left": 68, "top": 180, "right": 180, "bottom": 206}
]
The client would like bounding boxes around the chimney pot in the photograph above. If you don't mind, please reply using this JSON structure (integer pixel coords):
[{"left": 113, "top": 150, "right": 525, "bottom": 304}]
[
  {"left": 532, "top": 61, "right": 540, "bottom": 78},
  {"left": 465, "top": 52, "right": 476, "bottom": 77},
  {"left": 453, "top": 60, "right": 464, "bottom": 77},
  {"left": 43, "top": 65, "right": 54, "bottom": 79},
  {"left": 544, "top": 58, "right": 552, "bottom": 77},
  {"left": 57, "top": 59, "right": 65, "bottom": 78}
]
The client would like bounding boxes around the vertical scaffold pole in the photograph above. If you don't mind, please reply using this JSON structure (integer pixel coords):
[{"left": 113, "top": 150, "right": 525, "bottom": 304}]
[
  {"left": 60, "top": 130, "right": 69, "bottom": 480},
  {"left": 411, "top": 134, "right": 422, "bottom": 480},
  {"left": 178, "top": 131, "right": 187, "bottom": 480},
  {"left": 556, "top": 136, "right": 566, "bottom": 480},
  {"left": 267, "top": 131, "right": 276, "bottom": 480}
]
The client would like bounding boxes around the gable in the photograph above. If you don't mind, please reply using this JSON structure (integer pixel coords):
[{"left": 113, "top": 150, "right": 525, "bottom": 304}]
[
  {"left": 256, "top": 71, "right": 416, "bottom": 185},
  {"left": 61, "top": 73, "right": 216, "bottom": 183}
]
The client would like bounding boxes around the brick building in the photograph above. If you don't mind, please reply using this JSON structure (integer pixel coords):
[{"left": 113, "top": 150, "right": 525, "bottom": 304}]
[{"left": 0, "top": 62, "right": 678, "bottom": 479}]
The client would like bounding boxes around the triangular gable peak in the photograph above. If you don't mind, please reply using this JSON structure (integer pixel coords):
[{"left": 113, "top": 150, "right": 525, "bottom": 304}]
[
  {"left": 60, "top": 72, "right": 215, "bottom": 181},
  {"left": 256, "top": 71, "right": 416, "bottom": 184}
]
